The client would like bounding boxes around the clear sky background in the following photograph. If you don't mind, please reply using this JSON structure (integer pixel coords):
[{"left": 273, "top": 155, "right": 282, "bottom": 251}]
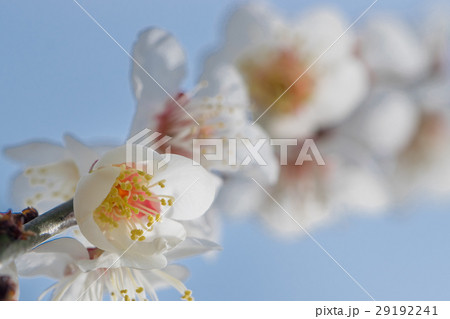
[{"left": 1, "top": 0, "right": 449, "bottom": 300}]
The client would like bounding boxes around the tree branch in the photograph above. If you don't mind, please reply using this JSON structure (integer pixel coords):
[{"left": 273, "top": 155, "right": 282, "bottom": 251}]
[{"left": 0, "top": 199, "right": 75, "bottom": 265}]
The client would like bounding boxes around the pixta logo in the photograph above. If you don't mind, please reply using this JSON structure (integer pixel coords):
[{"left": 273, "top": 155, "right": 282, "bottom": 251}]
[{"left": 126, "top": 129, "right": 172, "bottom": 175}]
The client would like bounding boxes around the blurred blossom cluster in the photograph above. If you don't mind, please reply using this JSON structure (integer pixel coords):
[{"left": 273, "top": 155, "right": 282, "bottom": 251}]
[{"left": 1, "top": 2, "right": 449, "bottom": 300}]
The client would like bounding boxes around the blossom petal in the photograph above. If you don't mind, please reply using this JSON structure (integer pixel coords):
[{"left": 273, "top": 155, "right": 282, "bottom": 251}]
[
  {"left": 360, "top": 16, "right": 430, "bottom": 82},
  {"left": 197, "top": 64, "right": 250, "bottom": 107},
  {"left": 340, "top": 90, "right": 420, "bottom": 157},
  {"left": 103, "top": 218, "right": 187, "bottom": 266},
  {"left": 234, "top": 124, "right": 279, "bottom": 185},
  {"left": 130, "top": 28, "right": 186, "bottom": 136},
  {"left": 74, "top": 165, "right": 121, "bottom": 252},
  {"left": 155, "top": 154, "right": 221, "bottom": 220},
  {"left": 204, "top": 2, "right": 282, "bottom": 69},
  {"left": 64, "top": 135, "right": 100, "bottom": 175},
  {"left": 333, "top": 165, "right": 389, "bottom": 212},
  {"left": 17, "top": 238, "right": 89, "bottom": 279},
  {"left": 294, "top": 8, "right": 354, "bottom": 66},
  {"left": 165, "top": 237, "right": 222, "bottom": 262},
  {"left": 313, "top": 57, "right": 368, "bottom": 128},
  {"left": 77, "top": 251, "right": 167, "bottom": 272},
  {"left": 9, "top": 160, "right": 79, "bottom": 212},
  {"left": 93, "top": 144, "right": 163, "bottom": 171},
  {"left": 4, "top": 141, "right": 66, "bottom": 166}
]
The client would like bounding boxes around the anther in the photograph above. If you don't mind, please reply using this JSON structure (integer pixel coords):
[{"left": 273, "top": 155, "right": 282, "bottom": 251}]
[{"left": 136, "top": 287, "right": 144, "bottom": 294}]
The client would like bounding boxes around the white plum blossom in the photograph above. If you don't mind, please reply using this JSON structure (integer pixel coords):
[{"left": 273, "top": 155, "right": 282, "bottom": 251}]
[
  {"left": 130, "top": 27, "right": 278, "bottom": 184},
  {"left": 257, "top": 138, "right": 388, "bottom": 238},
  {"left": 17, "top": 237, "right": 219, "bottom": 301},
  {"left": 205, "top": 3, "right": 368, "bottom": 139},
  {"left": 4, "top": 135, "right": 108, "bottom": 212},
  {"left": 74, "top": 144, "right": 220, "bottom": 269}
]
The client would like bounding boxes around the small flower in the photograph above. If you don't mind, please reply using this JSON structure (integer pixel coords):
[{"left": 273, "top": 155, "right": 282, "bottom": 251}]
[
  {"left": 18, "top": 237, "right": 219, "bottom": 300},
  {"left": 74, "top": 144, "right": 220, "bottom": 268},
  {"left": 5, "top": 135, "right": 104, "bottom": 211}
]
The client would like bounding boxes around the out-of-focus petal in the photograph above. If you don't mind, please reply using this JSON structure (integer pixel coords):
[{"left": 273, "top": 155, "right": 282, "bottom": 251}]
[
  {"left": 197, "top": 64, "right": 249, "bottom": 107},
  {"left": 360, "top": 16, "right": 430, "bottom": 82},
  {"left": 342, "top": 90, "right": 419, "bottom": 158},
  {"left": 4, "top": 142, "right": 67, "bottom": 166},
  {"left": 64, "top": 135, "right": 100, "bottom": 176},
  {"left": 294, "top": 7, "right": 354, "bottom": 66},
  {"left": 130, "top": 28, "right": 186, "bottom": 136},
  {"left": 313, "top": 58, "right": 368, "bottom": 128}
]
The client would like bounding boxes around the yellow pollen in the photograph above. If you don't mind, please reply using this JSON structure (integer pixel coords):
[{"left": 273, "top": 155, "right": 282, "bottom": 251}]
[
  {"left": 93, "top": 165, "right": 172, "bottom": 233},
  {"left": 124, "top": 295, "right": 130, "bottom": 301},
  {"left": 238, "top": 47, "right": 315, "bottom": 114},
  {"left": 130, "top": 229, "right": 146, "bottom": 241},
  {"left": 120, "top": 289, "right": 127, "bottom": 295},
  {"left": 181, "top": 290, "right": 194, "bottom": 301},
  {"left": 136, "top": 287, "right": 144, "bottom": 294}
]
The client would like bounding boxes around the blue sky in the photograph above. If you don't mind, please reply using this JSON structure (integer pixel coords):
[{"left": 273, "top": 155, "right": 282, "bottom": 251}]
[{"left": 1, "top": 0, "right": 449, "bottom": 300}]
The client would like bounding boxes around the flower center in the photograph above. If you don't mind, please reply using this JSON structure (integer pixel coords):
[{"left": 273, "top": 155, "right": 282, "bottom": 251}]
[
  {"left": 93, "top": 164, "right": 174, "bottom": 241},
  {"left": 155, "top": 87, "right": 240, "bottom": 159},
  {"left": 238, "top": 46, "right": 315, "bottom": 114}
]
